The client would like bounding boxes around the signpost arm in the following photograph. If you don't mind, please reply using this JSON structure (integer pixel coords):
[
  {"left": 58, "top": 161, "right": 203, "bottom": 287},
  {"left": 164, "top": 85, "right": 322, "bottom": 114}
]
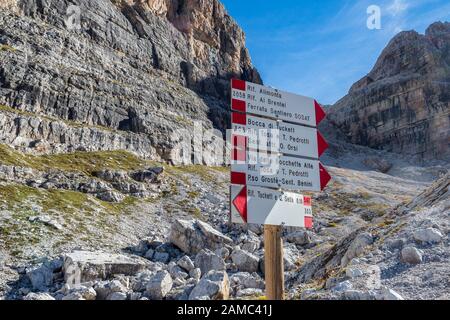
[{"left": 264, "top": 225, "right": 285, "bottom": 300}]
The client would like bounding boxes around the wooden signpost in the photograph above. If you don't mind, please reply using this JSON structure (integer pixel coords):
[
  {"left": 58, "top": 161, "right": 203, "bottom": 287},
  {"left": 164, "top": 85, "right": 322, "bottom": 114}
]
[{"left": 230, "top": 79, "right": 331, "bottom": 300}]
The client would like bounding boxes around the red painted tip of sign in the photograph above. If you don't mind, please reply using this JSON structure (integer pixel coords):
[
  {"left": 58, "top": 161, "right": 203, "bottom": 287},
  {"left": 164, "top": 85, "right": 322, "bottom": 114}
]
[
  {"left": 232, "top": 112, "right": 247, "bottom": 125},
  {"left": 231, "top": 172, "right": 246, "bottom": 185},
  {"left": 303, "top": 196, "right": 312, "bottom": 207},
  {"left": 304, "top": 216, "right": 313, "bottom": 229},
  {"left": 232, "top": 186, "right": 248, "bottom": 223},
  {"left": 232, "top": 79, "right": 246, "bottom": 91},
  {"left": 317, "top": 131, "right": 329, "bottom": 157},
  {"left": 232, "top": 99, "right": 246, "bottom": 113},
  {"left": 319, "top": 163, "right": 331, "bottom": 190},
  {"left": 314, "top": 100, "right": 326, "bottom": 125}
]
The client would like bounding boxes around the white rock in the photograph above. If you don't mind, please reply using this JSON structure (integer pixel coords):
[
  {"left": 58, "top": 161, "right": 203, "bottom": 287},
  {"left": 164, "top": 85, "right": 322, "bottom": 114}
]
[
  {"left": 346, "top": 267, "right": 364, "bottom": 278},
  {"left": 153, "top": 252, "right": 170, "bottom": 263},
  {"left": 377, "top": 288, "right": 404, "bottom": 300},
  {"left": 332, "top": 280, "right": 353, "bottom": 292},
  {"left": 94, "top": 280, "right": 128, "bottom": 300},
  {"left": 401, "top": 246, "right": 423, "bottom": 264},
  {"left": 23, "top": 292, "right": 55, "bottom": 300},
  {"left": 170, "top": 219, "right": 232, "bottom": 255},
  {"left": 62, "top": 286, "right": 97, "bottom": 300},
  {"left": 177, "top": 256, "right": 195, "bottom": 272},
  {"left": 341, "top": 233, "right": 373, "bottom": 267},
  {"left": 286, "top": 231, "right": 312, "bottom": 245},
  {"left": 342, "top": 290, "right": 376, "bottom": 300},
  {"left": 215, "top": 247, "right": 230, "bottom": 259},
  {"left": 229, "top": 272, "right": 265, "bottom": 289},
  {"left": 195, "top": 249, "right": 226, "bottom": 275},
  {"left": 145, "top": 270, "right": 173, "bottom": 300},
  {"left": 236, "top": 288, "right": 264, "bottom": 297},
  {"left": 189, "top": 270, "right": 229, "bottom": 300},
  {"left": 26, "top": 265, "right": 54, "bottom": 291},
  {"left": 63, "top": 251, "right": 147, "bottom": 283},
  {"left": 413, "top": 228, "right": 443, "bottom": 244},
  {"left": 106, "top": 292, "right": 128, "bottom": 300},
  {"left": 129, "top": 292, "right": 142, "bottom": 300},
  {"left": 62, "top": 292, "right": 85, "bottom": 300},
  {"left": 189, "top": 268, "right": 202, "bottom": 281},
  {"left": 169, "top": 265, "right": 188, "bottom": 280},
  {"left": 230, "top": 249, "right": 259, "bottom": 273}
]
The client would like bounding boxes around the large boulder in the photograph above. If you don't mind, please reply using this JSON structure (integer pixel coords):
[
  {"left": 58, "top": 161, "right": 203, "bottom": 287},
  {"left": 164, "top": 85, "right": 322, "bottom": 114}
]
[
  {"left": 23, "top": 292, "right": 55, "bottom": 300},
  {"left": 189, "top": 270, "right": 230, "bottom": 300},
  {"left": 63, "top": 251, "right": 148, "bottom": 283},
  {"left": 170, "top": 220, "right": 232, "bottom": 255},
  {"left": 94, "top": 280, "right": 129, "bottom": 300},
  {"left": 413, "top": 228, "right": 443, "bottom": 244},
  {"left": 62, "top": 286, "right": 97, "bottom": 301},
  {"left": 194, "top": 250, "right": 226, "bottom": 275},
  {"left": 341, "top": 233, "right": 373, "bottom": 267},
  {"left": 376, "top": 288, "right": 404, "bottom": 300},
  {"left": 26, "top": 258, "right": 63, "bottom": 291},
  {"left": 230, "top": 249, "right": 260, "bottom": 273},
  {"left": 145, "top": 270, "right": 173, "bottom": 300},
  {"left": 26, "top": 265, "right": 54, "bottom": 291},
  {"left": 285, "top": 230, "right": 312, "bottom": 246},
  {"left": 177, "top": 256, "right": 195, "bottom": 272},
  {"left": 401, "top": 246, "right": 423, "bottom": 265}
]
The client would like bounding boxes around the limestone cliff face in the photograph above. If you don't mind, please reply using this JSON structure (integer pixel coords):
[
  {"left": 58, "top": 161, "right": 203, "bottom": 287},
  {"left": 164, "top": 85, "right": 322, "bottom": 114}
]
[
  {"left": 0, "top": 0, "right": 261, "bottom": 162},
  {"left": 329, "top": 22, "right": 450, "bottom": 161}
]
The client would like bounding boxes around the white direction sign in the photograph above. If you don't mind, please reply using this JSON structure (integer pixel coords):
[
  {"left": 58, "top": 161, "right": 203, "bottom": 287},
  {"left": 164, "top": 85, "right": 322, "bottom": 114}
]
[
  {"left": 231, "top": 79, "right": 326, "bottom": 127},
  {"left": 230, "top": 152, "right": 331, "bottom": 192},
  {"left": 231, "top": 112, "right": 328, "bottom": 159},
  {"left": 230, "top": 185, "right": 313, "bottom": 228}
]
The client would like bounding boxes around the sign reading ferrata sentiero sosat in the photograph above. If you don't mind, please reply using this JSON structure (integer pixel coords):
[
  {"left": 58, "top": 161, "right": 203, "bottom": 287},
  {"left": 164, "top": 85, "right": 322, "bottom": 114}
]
[{"left": 230, "top": 79, "right": 331, "bottom": 229}]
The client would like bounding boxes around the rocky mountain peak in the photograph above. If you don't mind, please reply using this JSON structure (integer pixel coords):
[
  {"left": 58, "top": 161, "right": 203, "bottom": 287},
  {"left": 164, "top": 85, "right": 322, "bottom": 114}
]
[
  {"left": 329, "top": 21, "right": 450, "bottom": 161},
  {"left": 0, "top": 0, "right": 260, "bottom": 162}
]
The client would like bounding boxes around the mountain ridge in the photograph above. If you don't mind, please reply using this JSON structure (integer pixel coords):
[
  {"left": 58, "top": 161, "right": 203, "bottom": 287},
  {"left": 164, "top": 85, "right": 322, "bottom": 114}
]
[{"left": 329, "top": 21, "right": 450, "bottom": 161}]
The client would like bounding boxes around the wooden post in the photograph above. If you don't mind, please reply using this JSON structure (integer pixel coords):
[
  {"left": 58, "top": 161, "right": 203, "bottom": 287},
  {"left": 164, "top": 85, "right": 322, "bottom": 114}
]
[{"left": 264, "top": 224, "right": 284, "bottom": 300}]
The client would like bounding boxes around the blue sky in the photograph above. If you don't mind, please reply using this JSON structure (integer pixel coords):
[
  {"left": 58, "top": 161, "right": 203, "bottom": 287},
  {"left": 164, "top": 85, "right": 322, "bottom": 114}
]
[{"left": 221, "top": 0, "right": 450, "bottom": 104}]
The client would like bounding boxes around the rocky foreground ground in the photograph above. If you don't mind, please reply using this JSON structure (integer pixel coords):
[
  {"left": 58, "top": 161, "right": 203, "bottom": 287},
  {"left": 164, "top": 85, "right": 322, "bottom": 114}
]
[
  {"left": 0, "top": 0, "right": 448, "bottom": 301},
  {"left": 0, "top": 139, "right": 448, "bottom": 300}
]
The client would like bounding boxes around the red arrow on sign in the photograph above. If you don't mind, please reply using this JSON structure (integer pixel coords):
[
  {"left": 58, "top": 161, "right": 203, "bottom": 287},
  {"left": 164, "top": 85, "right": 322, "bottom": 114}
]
[
  {"left": 317, "top": 131, "right": 329, "bottom": 157},
  {"left": 314, "top": 100, "right": 326, "bottom": 126},
  {"left": 319, "top": 163, "right": 332, "bottom": 190},
  {"left": 232, "top": 186, "right": 247, "bottom": 223}
]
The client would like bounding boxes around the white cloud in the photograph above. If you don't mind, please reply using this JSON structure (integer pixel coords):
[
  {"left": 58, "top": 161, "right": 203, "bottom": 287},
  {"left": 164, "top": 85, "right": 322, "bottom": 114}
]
[{"left": 387, "top": 0, "right": 409, "bottom": 16}]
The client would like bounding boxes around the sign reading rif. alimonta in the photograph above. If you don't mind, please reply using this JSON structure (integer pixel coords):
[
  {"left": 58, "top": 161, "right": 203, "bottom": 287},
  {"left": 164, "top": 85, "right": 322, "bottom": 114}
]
[
  {"left": 230, "top": 185, "right": 313, "bottom": 229},
  {"left": 231, "top": 79, "right": 326, "bottom": 127},
  {"left": 230, "top": 151, "right": 331, "bottom": 192}
]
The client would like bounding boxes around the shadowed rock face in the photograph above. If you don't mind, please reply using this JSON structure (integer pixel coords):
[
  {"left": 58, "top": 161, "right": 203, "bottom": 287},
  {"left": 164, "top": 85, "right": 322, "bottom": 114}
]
[
  {"left": 329, "top": 22, "right": 450, "bottom": 161},
  {"left": 0, "top": 0, "right": 261, "bottom": 161}
]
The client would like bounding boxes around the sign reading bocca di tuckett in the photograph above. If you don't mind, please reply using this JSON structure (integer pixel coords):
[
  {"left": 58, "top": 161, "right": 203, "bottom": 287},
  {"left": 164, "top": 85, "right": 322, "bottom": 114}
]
[{"left": 231, "top": 112, "right": 329, "bottom": 159}]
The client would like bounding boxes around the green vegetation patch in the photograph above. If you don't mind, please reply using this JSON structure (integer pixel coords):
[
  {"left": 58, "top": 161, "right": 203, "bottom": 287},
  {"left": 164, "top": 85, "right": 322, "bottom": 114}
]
[
  {"left": 0, "top": 143, "right": 150, "bottom": 175},
  {"left": 0, "top": 183, "right": 141, "bottom": 258}
]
